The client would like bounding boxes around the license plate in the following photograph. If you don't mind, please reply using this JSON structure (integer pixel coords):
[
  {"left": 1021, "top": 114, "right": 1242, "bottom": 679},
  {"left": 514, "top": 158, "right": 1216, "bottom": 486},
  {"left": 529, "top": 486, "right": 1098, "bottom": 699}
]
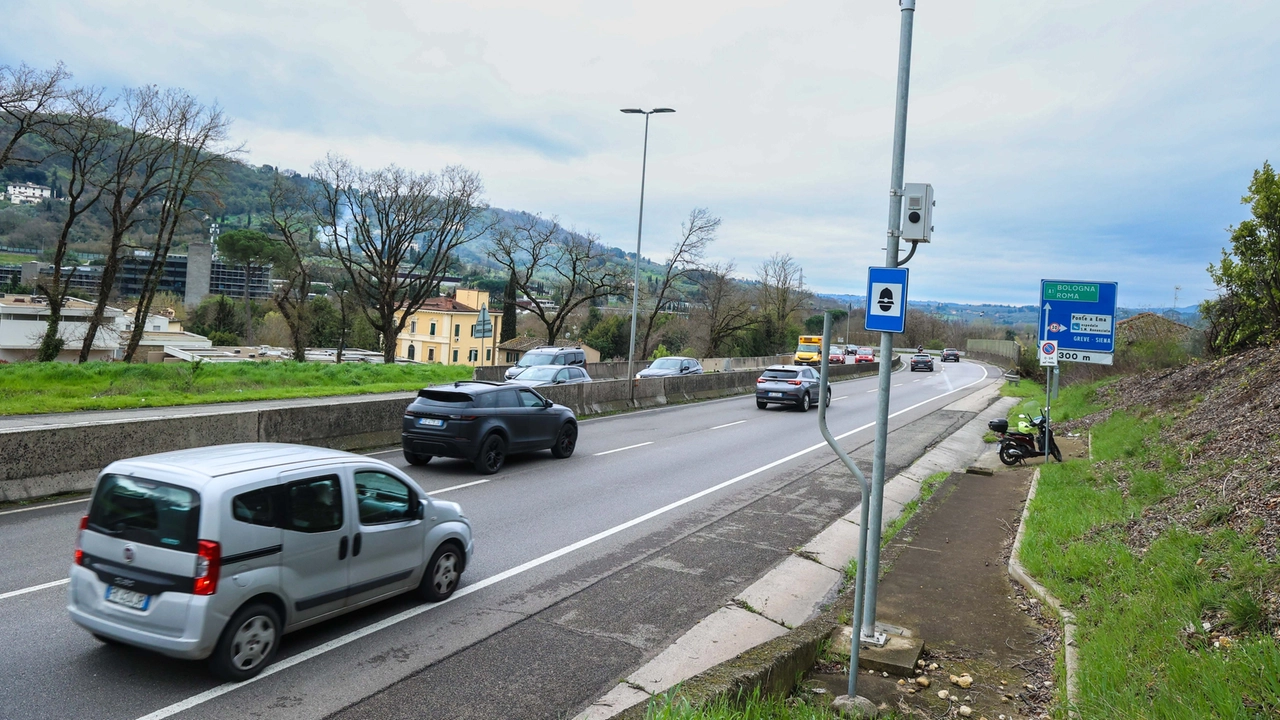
[
  {"left": 418, "top": 418, "right": 444, "bottom": 428},
  {"left": 769, "top": 392, "right": 782, "bottom": 397},
  {"left": 105, "top": 585, "right": 150, "bottom": 610}
]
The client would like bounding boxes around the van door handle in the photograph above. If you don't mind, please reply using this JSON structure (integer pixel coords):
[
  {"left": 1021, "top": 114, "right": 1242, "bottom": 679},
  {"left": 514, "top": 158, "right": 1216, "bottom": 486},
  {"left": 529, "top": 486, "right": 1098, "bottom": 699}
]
[
  {"left": 338, "top": 536, "right": 349, "bottom": 560},
  {"left": 353, "top": 532, "right": 363, "bottom": 557}
]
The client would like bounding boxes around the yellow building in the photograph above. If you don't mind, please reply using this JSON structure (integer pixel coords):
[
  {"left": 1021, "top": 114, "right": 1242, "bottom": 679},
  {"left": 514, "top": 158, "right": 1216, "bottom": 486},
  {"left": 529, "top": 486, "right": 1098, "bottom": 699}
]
[{"left": 394, "top": 289, "right": 498, "bottom": 366}]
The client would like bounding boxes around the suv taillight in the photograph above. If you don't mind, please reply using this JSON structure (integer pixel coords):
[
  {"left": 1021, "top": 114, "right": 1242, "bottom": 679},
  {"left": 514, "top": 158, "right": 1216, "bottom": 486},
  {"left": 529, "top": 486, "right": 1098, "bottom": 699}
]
[
  {"left": 193, "top": 540, "right": 221, "bottom": 596},
  {"left": 787, "top": 380, "right": 803, "bottom": 386},
  {"left": 756, "top": 378, "right": 766, "bottom": 383},
  {"left": 74, "top": 514, "right": 88, "bottom": 566}
]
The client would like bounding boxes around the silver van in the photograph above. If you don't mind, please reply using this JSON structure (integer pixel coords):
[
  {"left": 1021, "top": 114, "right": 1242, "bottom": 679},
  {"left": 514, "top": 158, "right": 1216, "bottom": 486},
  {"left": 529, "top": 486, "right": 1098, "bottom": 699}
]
[{"left": 67, "top": 443, "right": 473, "bottom": 681}]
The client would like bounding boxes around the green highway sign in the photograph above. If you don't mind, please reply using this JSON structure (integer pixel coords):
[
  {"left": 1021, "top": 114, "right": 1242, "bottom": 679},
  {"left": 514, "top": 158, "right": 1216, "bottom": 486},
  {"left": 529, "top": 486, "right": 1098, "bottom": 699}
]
[{"left": 1043, "top": 282, "right": 1099, "bottom": 303}]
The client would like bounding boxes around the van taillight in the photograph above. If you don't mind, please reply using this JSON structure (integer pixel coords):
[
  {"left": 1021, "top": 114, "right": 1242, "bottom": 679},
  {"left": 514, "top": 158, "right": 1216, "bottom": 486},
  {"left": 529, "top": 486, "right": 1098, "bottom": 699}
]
[
  {"left": 193, "top": 540, "right": 221, "bottom": 596},
  {"left": 74, "top": 515, "right": 88, "bottom": 566}
]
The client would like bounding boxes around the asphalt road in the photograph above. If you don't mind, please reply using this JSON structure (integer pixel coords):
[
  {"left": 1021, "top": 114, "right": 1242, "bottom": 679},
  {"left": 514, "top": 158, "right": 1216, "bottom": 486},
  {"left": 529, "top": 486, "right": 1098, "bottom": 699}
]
[{"left": 0, "top": 358, "right": 996, "bottom": 720}]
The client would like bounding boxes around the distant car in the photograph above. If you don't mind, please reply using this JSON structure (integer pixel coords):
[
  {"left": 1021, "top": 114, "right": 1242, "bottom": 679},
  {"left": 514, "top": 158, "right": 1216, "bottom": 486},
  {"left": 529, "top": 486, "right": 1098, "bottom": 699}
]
[
  {"left": 755, "top": 365, "right": 830, "bottom": 411},
  {"left": 506, "top": 365, "right": 592, "bottom": 388},
  {"left": 853, "top": 347, "right": 875, "bottom": 364},
  {"left": 828, "top": 345, "right": 847, "bottom": 364},
  {"left": 941, "top": 348, "right": 960, "bottom": 362},
  {"left": 636, "top": 356, "right": 703, "bottom": 379},
  {"left": 402, "top": 381, "right": 578, "bottom": 474},
  {"left": 503, "top": 346, "right": 587, "bottom": 380},
  {"left": 909, "top": 353, "right": 934, "bottom": 372}
]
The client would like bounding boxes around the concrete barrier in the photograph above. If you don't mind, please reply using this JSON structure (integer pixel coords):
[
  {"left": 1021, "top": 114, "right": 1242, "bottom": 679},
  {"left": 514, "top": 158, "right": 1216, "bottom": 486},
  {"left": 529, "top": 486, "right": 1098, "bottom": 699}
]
[{"left": 474, "top": 354, "right": 795, "bottom": 382}]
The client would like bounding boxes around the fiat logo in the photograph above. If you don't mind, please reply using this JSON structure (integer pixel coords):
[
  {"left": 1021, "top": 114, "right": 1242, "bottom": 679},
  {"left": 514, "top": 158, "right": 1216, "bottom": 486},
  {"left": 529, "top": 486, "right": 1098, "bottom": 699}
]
[{"left": 123, "top": 544, "right": 136, "bottom": 564}]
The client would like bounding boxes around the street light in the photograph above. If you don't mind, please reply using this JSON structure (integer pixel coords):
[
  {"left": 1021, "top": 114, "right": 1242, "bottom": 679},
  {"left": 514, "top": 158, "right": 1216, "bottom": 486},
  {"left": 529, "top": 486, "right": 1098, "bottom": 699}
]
[{"left": 621, "top": 107, "right": 675, "bottom": 391}]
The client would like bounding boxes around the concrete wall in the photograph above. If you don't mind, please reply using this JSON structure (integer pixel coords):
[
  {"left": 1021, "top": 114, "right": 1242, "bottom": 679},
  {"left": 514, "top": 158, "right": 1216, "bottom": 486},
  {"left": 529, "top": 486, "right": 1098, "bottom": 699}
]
[
  {"left": 475, "top": 354, "right": 795, "bottom": 382},
  {"left": 965, "top": 338, "right": 1019, "bottom": 363}
]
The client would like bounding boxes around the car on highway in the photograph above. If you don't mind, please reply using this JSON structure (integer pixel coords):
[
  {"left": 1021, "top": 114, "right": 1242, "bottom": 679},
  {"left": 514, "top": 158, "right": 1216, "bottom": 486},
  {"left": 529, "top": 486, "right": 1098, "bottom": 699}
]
[
  {"left": 505, "top": 365, "right": 592, "bottom": 388},
  {"left": 635, "top": 356, "right": 703, "bottom": 378},
  {"left": 402, "top": 381, "right": 577, "bottom": 474},
  {"left": 941, "top": 348, "right": 961, "bottom": 362},
  {"left": 67, "top": 443, "right": 473, "bottom": 681},
  {"left": 909, "top": 353, "right": 935, "bottom": 372},
  {"left": 853, "top": 347, "right": 875, "bottom": 364},
  {"left": 755, "top": 364, "right": 830, "bottom": 411},
  {"left": 503, "top": 346, "right": 587, "bottom": 380},
  {"left": 827, "top": 345, "right": 847, "bottom": 364}
]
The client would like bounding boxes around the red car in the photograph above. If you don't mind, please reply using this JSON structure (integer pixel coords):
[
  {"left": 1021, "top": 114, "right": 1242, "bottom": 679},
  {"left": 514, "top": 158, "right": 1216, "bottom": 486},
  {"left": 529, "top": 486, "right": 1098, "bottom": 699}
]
[
  {"left": 853, "top": 347, "right": 875, "bottom": 364},
  {"left": 828, "top": 345, "right": 847, "bottom": 364}
]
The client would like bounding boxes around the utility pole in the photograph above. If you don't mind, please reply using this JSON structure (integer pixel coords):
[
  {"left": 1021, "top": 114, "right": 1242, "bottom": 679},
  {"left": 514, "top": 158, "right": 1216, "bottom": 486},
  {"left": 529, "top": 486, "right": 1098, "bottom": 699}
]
[{"left": 862, "top": 0, "right": 916, "bottom": 646}]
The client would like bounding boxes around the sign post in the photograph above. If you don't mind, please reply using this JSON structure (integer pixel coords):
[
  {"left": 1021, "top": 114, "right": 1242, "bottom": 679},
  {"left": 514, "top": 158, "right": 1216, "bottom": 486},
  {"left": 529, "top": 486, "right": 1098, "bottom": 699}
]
[{"left": 474, "top": 305, "right": 494, "bottom": 366}]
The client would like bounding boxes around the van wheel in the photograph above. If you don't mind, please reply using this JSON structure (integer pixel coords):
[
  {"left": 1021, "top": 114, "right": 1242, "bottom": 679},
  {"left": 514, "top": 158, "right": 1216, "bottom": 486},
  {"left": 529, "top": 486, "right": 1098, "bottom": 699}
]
[
  {"left": 473, "top": 434, "right": 506, "bottom": 474},
  {"left": 418, "top": 542, "right": 463, "bottom": 602},
  {"left": 209, "top": 602, "right": 281, "bottom": 682},
  {"left": 551, "top": 423, "right": 577, "bottom": 459},
  {"left": 403, "top": 450, "right": 432, "bottom": 466}
]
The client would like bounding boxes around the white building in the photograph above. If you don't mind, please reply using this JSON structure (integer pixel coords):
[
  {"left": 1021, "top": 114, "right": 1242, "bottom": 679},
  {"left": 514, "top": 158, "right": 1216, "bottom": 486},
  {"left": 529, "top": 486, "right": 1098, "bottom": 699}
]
[
  {"left": 6, "top": 182, "right": 52, "bottom": 205},
  {"left": 0, "top": 294, "right": 122, "bottom": 362},
  {"left": 111, "top": 311, "right": 212, "bottom": 361}
]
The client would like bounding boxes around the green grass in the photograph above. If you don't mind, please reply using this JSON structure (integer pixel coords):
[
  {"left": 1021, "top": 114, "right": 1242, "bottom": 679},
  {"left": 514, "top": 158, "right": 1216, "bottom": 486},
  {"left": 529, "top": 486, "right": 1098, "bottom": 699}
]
[
  {"left": 1006, "top": 379, "right": 1108, "bottom": 425},
  {"left": 1020, "top": 411, "right": 1280, "bottom": 718},
  {"left": 0, "top": 251, "right": 38, "bottom": 264},
  {"left": 0, "top": 361, "right": 474, "bottom": 415},
  {"left": 644, "top": 688, "right": 908, "bottom": 720}
]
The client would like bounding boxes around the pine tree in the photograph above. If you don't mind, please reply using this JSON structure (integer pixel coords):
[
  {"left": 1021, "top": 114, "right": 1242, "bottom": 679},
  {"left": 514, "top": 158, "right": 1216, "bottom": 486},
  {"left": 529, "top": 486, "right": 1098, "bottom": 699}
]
[{"left": 500, "top": 269, "right": 518, "bottom": 342}]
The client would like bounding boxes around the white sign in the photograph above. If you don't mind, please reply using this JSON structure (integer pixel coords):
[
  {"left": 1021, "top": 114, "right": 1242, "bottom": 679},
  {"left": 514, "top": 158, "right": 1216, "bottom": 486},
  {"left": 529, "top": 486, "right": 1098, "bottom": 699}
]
[
  {"left": 1039, "top": 341, "right": 1058, "bottom": 367},
  {"left": 1070, "top": 313, "right": 1112, "bottom": 335},
  {"left": 1057, "top": 349, "right": 1113, "bottom": 365},
  {"left": 868, "top": 282, "right": 904, "bottom": 317}
]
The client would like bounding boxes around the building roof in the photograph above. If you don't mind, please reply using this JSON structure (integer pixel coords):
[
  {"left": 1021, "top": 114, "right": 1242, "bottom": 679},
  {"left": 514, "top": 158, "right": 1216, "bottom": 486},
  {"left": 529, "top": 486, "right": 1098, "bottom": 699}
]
[
  {"left": 416, "top": 296, "right": 478, "bottom": 313},
  {"left": 0, "top": 294, "right": 105, "bottom": 313}
]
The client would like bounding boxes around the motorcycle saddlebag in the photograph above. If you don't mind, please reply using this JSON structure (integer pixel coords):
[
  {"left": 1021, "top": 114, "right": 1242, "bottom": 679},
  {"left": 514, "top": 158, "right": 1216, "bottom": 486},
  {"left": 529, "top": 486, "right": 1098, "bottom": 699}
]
[{"left": 987, "top": 418, "right": 1009, "bottom": 434}]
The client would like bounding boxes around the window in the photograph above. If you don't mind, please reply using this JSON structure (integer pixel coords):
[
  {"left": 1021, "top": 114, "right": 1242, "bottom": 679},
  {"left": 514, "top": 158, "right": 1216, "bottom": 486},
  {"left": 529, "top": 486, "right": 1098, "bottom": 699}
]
[
  {"left": 497, "top": 389, "right": 521, "bottom": 407},
  {"left": 552, "top": 354, "right": 566, "bottom": 365},
  {"left": 469, "top": 324, "right": 475, "bottom": 337},
  {"left": 454, "top": 324, "right": 460, "bottom": 337},
  {"left": 355, "top": 471, "right": 415, "bottom": 525},
  {"left": 430, "top": 321, "right": 436, "bottom": 335},
  {"left": 428, "top": 347, "right": 435, "bottom": 361},
  {"left": 518, "top": 388, "right": 545, "bottom": 407},
  {"left": 555, "top": 369, "right": 569, "bottom": 382},
  {"left": 474, "top": 392, "right": 499, "bottom": 409},
  {"left": 411, "top": 319, "right": 417, "bottom": 334},
  {"left": 506, "top": 351, "right": 517, "bottom": 363},
  {"left": 452, "top": 349, "right": 458, "bottom": 363},
  {"left": 486, "top": 348, "right": 492, "bottom": 361},
  {"left": 88, "top": 475, "right": 200, "bottom": 552},
  {"left": 282, "top": 475, "right": 343, "bottom": 533},
  {"left": 407, "top": 345, "right": 416, "bottom": 361},
  {"left": 232, "top": 487, "right": 279, "bottom": 527},
  {"left": 468, "top": 348, "right": 478, "bottom": 362}
]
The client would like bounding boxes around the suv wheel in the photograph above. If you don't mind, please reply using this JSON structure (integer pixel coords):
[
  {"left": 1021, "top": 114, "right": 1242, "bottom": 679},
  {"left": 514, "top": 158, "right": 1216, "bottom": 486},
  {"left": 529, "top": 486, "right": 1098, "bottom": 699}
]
[
  {"left": 798, "top": 392, "right": 812, "bottom": 412},
  {"left": 418, "top": 542, "right": 463, "bottom": 602},
  {"left": 551, "top": 423, "right": 577, "bottom": 459},
  {"left": 403, "top": 450, "right": 432, "bottom": 466},
  {"left": 473, "top": 434, "right": 507, "bottom": 474},
  {"left": 209, "top": 602, "right": 281, "bottom": 682}
]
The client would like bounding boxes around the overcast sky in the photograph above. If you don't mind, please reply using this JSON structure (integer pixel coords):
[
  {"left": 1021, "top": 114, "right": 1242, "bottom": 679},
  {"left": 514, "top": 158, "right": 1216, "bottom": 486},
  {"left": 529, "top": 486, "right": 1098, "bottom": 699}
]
[{"left": 5, "top": 0, "right": 1278, "bottom": 307}]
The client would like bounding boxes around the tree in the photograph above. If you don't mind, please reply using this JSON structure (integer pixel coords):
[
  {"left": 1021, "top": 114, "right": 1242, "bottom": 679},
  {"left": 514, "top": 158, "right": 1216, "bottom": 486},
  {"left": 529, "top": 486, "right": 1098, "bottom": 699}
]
[
  {"left": 216, "top": 229, "right": 279, "bottom": 346},
  {"left": 0, "top": 61, "right": 69, "bottom": 172},
  {"left": 637, "top": 208, "right": 718, "bottom": 360},
  {"left": 487, "top": 213, "right": 624, "bottom": 344},
  {"left": 312, "top": 156, "right": 492, "bottom": 363},
  {"left": 756, "top": 253, "right": 809, "bottom": 353},
  {"left": 694, "top": 261, "right": 756, "bottom": 356},
  {"left": 264, "top": 172, "right": 317, "bottom": 361},
  {"left": 1203, "top": 161, "right": 1280, "bottom": 354},
  {"left": 500, "top": 269, "right": 518, "bottom": 343}
]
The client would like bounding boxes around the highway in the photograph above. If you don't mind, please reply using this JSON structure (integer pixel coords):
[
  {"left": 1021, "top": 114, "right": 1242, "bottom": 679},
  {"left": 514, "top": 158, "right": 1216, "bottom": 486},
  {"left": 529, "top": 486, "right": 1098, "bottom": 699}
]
[{"left": 0, "top": 358, "right": 996, "bottom": 720}]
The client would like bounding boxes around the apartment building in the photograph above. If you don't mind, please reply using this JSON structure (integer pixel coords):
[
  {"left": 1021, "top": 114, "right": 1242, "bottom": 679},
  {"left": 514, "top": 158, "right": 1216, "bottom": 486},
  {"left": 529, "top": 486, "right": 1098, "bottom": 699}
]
[
  {"left": 0, "top": 293, "right": 122, "bottom": 362},
  {"left": 394, "top": 289, "right": 498, "bottom": 367}
]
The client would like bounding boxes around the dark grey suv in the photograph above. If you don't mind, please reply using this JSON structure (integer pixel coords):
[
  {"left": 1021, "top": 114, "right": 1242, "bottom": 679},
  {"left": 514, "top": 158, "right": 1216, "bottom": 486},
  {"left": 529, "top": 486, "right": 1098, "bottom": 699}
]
[
  {"left": 402, "top": 381, "right": 578, "bottom": 474},
  {"left": 755, "top": 365, "right": 830, "bottom": 411}
]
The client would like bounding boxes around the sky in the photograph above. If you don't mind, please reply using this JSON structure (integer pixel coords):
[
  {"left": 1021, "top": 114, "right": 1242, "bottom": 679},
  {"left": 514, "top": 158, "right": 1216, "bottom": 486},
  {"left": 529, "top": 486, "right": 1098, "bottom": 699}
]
[{"left": 4, "top": 0, "right": 1279, "bottom": 308}]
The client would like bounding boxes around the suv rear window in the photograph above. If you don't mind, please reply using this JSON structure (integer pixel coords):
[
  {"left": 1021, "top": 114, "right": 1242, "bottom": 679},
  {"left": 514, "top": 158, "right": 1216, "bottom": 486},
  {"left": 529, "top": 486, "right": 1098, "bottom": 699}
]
[
  {"left": 416, "top": 390, "right": 474, "bottom": 407},
  {"left": 88, "top": 474, "right": 200, "bottom": 553},
  {"left": 762, "top": 370, "right": 799, "bottom": 379}
]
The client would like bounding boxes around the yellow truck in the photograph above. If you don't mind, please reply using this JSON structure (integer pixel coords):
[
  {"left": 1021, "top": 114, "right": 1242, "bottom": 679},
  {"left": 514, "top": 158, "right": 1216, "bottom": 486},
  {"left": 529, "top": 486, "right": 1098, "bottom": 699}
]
[{"left": 794, "top": 335, "right": 823, "bottom": 366}]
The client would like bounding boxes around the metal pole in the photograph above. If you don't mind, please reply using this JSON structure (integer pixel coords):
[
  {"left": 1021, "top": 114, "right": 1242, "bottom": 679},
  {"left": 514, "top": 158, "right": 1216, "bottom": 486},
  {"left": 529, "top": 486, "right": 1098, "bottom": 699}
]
[
  {"left": 862, "top": 0, "right": 915, "bottom": 642},
  {"left": 625, "top": 113, "right": 650, "bottom": 394},
  {"left": 1044, "top": 367, "right": 1052, "bottom": 464},
  {"left": 817, "top": 312, "right": 873, "bottom": 700}
]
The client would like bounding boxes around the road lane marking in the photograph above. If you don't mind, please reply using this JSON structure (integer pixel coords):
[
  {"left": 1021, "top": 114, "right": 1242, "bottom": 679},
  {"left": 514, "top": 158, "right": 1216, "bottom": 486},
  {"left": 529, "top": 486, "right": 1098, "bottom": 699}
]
[
  {"left": 593, "top": 441, "right": 653, "bottom": 456},
  {"left": 0, "top": 578, "right": 69, "bottom": 601},
  {"left": 834, "top": 396, "right": 848, "bottom": 401},
  {"left": 429, "top": 479, "right": 492, "bottom": 495},
  {"left": 913, "top": 379, "right": 922, "bottom": 382},
  {"left": 866, "top": 389, "right": 877, "bottom": 393},
  {"left": 710, "top": 420, "right": 746, "bottom": 430},
  {"left": 0, "top": 497, "right": 88, "bottom": 516},
  {"left": 133, "top": 371, "right": 994, "bottom": 720},
  {"left": 893, "top": 383, "right": 904, "bottom": 387}
]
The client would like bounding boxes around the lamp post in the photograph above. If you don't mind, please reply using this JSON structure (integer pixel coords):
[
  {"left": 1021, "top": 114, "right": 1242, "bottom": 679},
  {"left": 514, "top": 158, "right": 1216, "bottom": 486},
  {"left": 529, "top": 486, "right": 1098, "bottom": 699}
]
[{"left": 621, "top": 107, "right": 674, "bottom": 391}]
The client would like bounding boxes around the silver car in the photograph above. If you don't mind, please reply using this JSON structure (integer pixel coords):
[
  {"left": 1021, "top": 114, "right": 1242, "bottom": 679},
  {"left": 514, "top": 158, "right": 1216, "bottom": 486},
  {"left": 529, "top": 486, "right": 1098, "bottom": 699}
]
[
  {"left": 67, "top": 443, "right": 473, "bottom": 681},
  {"left": 504, "top": 365, "right": 592, "bottom": 388}
]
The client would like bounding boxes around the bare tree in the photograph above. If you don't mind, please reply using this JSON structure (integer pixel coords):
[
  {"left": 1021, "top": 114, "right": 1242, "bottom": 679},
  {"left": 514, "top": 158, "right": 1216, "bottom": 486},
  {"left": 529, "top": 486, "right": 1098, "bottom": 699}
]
[
  {"left": 34, "top": 87, "right": 116, "bottom": 361},
  {"left": 123, "top": 92, "right": 236, "bottom": 362},
  {"left": 756, "top": 252, "right": 809, "bottom": 351},
  {"left": 0, "top": 61, "right": 70, "bottom": 171},
  {"left": 265, "top": 172, "right": 317, "bottom": 362},
  {"left": 487, "top": 213, "right": 624, "bottom": 344},
  {"left": 636, "top": 208, "right": 718, "bottom": 359},
  {"left": 695, "top": 261, "right": 756, "bottom": 356},
  {"left": 312, "top": 156, "right": 492, "bottom": 363}
]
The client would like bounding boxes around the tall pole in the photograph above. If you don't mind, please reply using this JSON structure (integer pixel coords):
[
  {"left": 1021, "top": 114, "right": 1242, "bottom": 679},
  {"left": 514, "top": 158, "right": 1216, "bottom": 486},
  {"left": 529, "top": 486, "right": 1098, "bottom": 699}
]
[
  {"left": 862, "top": 0, "right": 916, "bottom": 642},
  {"left": 626, "top": 113, "right": 651, "bottom": 391}
]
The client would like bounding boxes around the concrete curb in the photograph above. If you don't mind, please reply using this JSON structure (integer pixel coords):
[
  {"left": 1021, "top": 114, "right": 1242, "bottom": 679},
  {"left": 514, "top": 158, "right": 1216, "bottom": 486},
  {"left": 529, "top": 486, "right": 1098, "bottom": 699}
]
[
  {"left": 1007, "top": 467, "right": 1081, "bottom": 718},
  {"left": 574, "top": 378, "right": 1015, "bottom": 719}
]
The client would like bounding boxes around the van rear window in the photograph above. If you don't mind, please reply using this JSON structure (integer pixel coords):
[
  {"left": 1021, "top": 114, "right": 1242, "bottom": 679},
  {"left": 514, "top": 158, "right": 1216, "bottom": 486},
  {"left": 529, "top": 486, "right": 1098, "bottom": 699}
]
[{"left": 87, "top": 475, "right": 200, "bottom": 553}]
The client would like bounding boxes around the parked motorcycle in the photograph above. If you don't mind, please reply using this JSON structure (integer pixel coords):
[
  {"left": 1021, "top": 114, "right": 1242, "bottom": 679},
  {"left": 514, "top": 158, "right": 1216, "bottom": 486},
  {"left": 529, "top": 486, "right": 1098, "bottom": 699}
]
[{"left": 988, "top": 409, "right": 1061, "bottom": 465}]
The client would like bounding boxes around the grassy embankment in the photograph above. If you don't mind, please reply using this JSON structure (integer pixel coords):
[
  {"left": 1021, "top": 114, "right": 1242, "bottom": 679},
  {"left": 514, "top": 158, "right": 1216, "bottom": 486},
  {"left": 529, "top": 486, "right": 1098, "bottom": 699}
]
[
  {"left": 0, "top": 361, "right": 474, "bottom": 415},
  {"left": 1020, "top": 400, "right": 1280, "bottom": 716}
]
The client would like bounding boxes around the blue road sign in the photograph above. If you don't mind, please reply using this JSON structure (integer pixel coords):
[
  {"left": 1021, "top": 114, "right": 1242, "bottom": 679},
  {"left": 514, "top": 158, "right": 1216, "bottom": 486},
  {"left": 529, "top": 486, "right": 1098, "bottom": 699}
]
[
  {"left": 1040, "top": 280, "right": 1117, "bottom": 353},
  {"left": 865, "top": 267, "right": 909, "bottom": 333}
]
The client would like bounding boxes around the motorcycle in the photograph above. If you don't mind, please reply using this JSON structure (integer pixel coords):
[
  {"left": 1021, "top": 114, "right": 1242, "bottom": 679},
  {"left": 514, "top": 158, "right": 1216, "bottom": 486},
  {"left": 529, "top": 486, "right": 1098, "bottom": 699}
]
[{"left": 988, "top": 409, "right": 1062, "bottom": 465}]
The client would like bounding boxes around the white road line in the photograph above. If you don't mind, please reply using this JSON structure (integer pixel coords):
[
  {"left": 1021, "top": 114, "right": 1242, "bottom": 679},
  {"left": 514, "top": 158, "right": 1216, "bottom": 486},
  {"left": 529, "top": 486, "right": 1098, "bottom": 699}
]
[
  {"left": 913, "top": 379, "right": 922, "bottom": 382},
  {"left": 866, "top": 389, "right": 877, "bottom": 393},
  {"left": 893, "top": 383, "right": 904, "bottom": 387},
  {"left": 428, "top": 479, "right": 492, "bottom": 495},
  {"left": 0, "top": 497, "right": 88, "bottom": 516},
  {"left": 834, "top": 396, "right": 848, "bottom": 401},
  {"left": 710, "top": 420, "right": 746, "bottom": 430},
  {"left": 593, "top": 441, "right": 653, "bottom": 456},
  {"left": 0, "top": 578, "right": 69, "bottom": 601},
  {"left": 133, "top": 370, "right": 993, "bottom": 720}
]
